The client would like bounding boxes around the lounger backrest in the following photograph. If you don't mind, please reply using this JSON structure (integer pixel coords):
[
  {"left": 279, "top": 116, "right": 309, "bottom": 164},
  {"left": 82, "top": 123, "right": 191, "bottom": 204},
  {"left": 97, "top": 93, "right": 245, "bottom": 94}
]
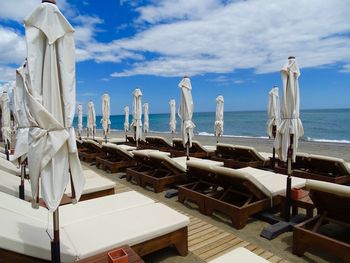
[
  {"left": 145, "top": 136, "right": 172, "bottom": 148},
  {"left": 211, "top": 166, "right": 269, "bottom": 200},
  {"left": 101, "top": 143, "right": 134, "bottom": 159},
  {"left": 172, "top": 138, "right": 185, "bottom": 150},
  {"left": 308, "top": 154, "right": 350, "bottom": 176},
  {"left": 215, "top": 143, "right": 237, "bottom": 158},
  {"left": 306, "top": 179, "right": 350, "bottom": 223},
  {"left": 233, "top": 145, "right": 267, "bottom": 162},
  {"left": 191, "top": 140, "right": 210, "bottom": 153},
  {"left": 84, "top": 139, "right": 103, "bottom": 152},
  {"left": 187, "top": 160, "right": 218, "bottom": 183},
  {"left": 148, "top": 152, "right": 186, "bottom": 173}
]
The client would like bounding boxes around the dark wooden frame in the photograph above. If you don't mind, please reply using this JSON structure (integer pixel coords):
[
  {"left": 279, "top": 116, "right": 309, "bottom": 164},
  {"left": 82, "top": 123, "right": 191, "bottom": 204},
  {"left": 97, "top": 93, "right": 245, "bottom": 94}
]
[
  {"left": 144, "top": 136, "right": 173, "bottom": 152},
  {"left": 0, "top": 227, "right": 188, "bottom": 263},
  {"left": 171, "top": 139, "right": 212, "bottom": 158},
  {"left": 293, "top": 188, "right": 350, "bottom": 262}
]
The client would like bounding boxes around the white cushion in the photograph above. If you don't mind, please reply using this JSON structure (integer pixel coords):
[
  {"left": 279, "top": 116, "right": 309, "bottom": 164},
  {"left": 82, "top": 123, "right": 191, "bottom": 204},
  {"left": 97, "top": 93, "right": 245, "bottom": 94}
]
[
  {"left": 0, "top": 158, "right": 22, "bottom": 176},
  {"left": 62, "top": 203, "right": 189, "bottom": 260},
  {"left": 306, "top": 179, "right": 350, "bottom": 198},
  {"left": 0, "top": 169, "right": 32, "bottom": 200},
  {"left": 202, "top": 145, "right": 216, "bottom": 152},
  {"left": 209, "top": 247, "right": 270, "bottom": 263},
  {"left": 186, "top": 159, "right": 224, "bottom": 170}
]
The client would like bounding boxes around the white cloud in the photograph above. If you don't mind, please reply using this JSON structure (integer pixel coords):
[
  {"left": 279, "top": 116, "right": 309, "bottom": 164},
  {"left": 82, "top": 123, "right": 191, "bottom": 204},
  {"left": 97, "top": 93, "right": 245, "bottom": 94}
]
[
  {"left": 109, "top": 0, "right": 350, "bottom": 77},
  {"left": 0, "top": 26, "right": 26, "bottom": 65},
  {"left": 0, "top": 66, "right": 17, "bottom": 83}
]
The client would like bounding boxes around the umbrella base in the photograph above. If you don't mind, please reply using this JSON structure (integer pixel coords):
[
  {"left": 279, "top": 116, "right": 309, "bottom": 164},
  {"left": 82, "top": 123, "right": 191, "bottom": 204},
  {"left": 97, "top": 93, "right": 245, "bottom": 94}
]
[
  {"left": 259, "top": 214, "right": 306, "bottom": 240},
  {"left": 18, "top": 185, "right": 25, "bottom": 200}
]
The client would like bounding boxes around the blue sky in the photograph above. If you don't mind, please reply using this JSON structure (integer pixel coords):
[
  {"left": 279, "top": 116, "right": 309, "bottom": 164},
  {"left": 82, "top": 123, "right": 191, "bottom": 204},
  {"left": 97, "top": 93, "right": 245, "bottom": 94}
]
[{"left": 0, "top": 0, "right": 349, "bottom": 115}]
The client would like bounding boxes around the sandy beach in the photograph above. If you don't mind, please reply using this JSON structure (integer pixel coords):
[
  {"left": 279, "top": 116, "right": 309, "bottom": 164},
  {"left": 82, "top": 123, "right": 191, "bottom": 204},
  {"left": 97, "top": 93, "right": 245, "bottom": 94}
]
[{"left": 84, "top": 130, "right": 350, "bottom": 263}]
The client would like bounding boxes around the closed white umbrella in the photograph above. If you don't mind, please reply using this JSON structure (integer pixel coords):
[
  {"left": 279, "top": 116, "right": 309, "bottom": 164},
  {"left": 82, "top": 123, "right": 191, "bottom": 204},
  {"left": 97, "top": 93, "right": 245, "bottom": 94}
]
[
  {"left": 214, "top": 95, "right": 224, "bottom": 142},
  {"left": 169, "top": 99, "right": 176, "bottom": 135},
  {"left": 101, "top": 92, "right": 111, "bottom": 141},
  {"left": 178, "top": 76, "right": 195, "bottom": 159},
  {"left": 132, "top": 88, "right": 142, "bottom": 148},
  {"left": 267, "top": 86, "right": 280, "bottom": 167},
  {"left": 143, "top": 103, "right": 149, "bottom": 134},
  {"left": 274, "top": 56, "right": 304, "bottom": 221},
  {"left": 13, "top": 61, "right": 33, "bottom": 199},
  {"left": 87, "top": 101, "right": 96, "bottom": 138},
  {"left": 24, "top": 1, "right": 85, "bottom": 261},
  {"left": 0, "top": 91, "right": 12, "bottom": 149},
  {"left": 77, "top": 104, "right": 83, "bottom": 138},
  {"left": 124, "top": 106, "right": 129, "bottom": 141}
]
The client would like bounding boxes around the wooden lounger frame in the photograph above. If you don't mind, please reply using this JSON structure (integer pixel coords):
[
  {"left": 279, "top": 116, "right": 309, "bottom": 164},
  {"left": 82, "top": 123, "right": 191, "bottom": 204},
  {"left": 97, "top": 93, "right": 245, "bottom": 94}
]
[
  {"left": 172, "top": 140, "right": 211, "bottom": 158},
  {"left": 211, "top": 144, "right": 267, "bottom": 168},
  {"left": 144, "top": 136, "right": 173, "bottom": 152},
  {"left": 275, "top": 154, "right": 350, "bottom": 184},
  {"left": 78, "top": 141, "right": 105, "bottom": 163},
  {"left": 0, "top": 227, "right": 188, "bottom": 263},
  {"left": 293, "top": 188, "right": 350, "bottom": 262}
]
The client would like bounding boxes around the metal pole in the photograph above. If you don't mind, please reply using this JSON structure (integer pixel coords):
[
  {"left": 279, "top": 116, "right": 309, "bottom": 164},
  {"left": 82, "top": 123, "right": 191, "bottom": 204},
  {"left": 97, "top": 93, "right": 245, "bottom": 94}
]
[
  {"left": 19, "top": 160, "right": 26, "bottom": 200},
  {"left": 272, "top": 125, "right": 276, "bottom": 168},
  {"left": 285, "top": 134, "right": 294, "bottom": 222},
  {"left": 186, "top": 133, "right": 190, "bottom": 161},
  {"left": 51, "top": 207, "right": 61, "bottom": 263},
  {"left": 5, "top": 141, "right": 9, "bottom": 161}
]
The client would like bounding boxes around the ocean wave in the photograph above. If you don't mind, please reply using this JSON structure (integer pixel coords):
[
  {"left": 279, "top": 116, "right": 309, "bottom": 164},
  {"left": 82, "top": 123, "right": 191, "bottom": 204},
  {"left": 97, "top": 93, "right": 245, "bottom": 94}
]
[
  {"left": 304, "top": 137, "right": 350, "bottom": 144},
  {"left": 197, "top": 131, "right": 269, "bottom": 139}
]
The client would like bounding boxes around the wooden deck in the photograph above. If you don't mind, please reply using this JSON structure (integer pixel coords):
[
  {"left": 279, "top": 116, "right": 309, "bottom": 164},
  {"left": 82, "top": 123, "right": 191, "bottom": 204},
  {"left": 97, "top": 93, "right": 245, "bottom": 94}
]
[{"left": 112, "top": 184, "right": 289, "bottom": 263}]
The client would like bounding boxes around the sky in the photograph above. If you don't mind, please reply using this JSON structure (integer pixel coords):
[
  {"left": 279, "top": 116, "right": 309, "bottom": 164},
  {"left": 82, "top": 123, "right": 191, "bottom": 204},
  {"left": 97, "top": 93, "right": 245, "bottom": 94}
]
[{"left": 0, "top": 0, "right": 349, "bottom": 115}]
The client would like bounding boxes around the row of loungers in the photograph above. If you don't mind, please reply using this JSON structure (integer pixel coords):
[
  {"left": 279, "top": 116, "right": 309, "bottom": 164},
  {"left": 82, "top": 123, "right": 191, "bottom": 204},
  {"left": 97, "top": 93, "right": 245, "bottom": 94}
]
[{"left": 0, "top": 191, "right": 189, "bottom": 262}]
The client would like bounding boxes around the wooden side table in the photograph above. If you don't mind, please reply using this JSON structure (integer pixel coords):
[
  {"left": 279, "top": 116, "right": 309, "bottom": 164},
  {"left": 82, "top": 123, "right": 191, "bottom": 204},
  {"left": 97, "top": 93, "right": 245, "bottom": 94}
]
[
  {"left": 76, "top": 245, "right": 144, "bottom": 263},
  {"left": 279, "top": 190, "right": 315, "bottom": 219}
]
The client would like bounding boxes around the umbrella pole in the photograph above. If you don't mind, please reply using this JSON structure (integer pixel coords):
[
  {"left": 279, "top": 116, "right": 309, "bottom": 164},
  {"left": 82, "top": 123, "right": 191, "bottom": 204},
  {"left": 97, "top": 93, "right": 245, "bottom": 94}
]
[
  {"left": 19, "top": 159, "right": 26, "bottom": 200},
  {"left": 5, "top": 141, "right": 9, "bottom": 161},
  {"left": 272, "top": 125, "right": 276, "bottom": 168},
  {"left": 285, "top": 134, "right": 294, "bottom": 222},
  {"left": 186, "top": 133, "right": 190, "bottom": 160},
  {"left": 51, "top": 208, "right": 61, "bottom": 263}
]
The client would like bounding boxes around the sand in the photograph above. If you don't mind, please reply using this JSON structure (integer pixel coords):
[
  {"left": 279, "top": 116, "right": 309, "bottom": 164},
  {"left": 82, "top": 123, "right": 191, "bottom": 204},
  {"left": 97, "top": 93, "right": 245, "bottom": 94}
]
[{"left": 87, "top": 130, "right": 350, "bottom": 262}]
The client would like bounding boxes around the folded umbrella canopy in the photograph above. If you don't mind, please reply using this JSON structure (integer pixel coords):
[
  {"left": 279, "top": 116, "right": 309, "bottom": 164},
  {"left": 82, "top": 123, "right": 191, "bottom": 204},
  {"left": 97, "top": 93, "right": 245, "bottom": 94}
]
[
  {"left": 274, "top": 56, "right": 304, "bottom": 221},
  {"left": 87, "top": 101, "right": 96, "bottom": 138},
  {"left": 214, "top": 95, "right": 224, "bottom": 141},
  {"left": 24, "top": 1, "right": 85, "bottom": 261},
  {"left": 267, "top": 86, "right": 280, "bottom": 138},
  {"left": 101, "top": 92, "right": 111, "bottom": 140},
  {"left": 143, "top": 103, "right": 149, "bottom": 133},
  {"left": 178, "top": 76, "right": 195, "bottom": 159},
  {"left": 169, "top": 99, "right": 176, "bottom": 134},
  {"left": 132, "top": 88, "right": 142, "bottom": 147},
  {"left": 77, "top": 104, "right": 83, "bottom": 137},
  {"left": 0, "top": 91, "right": 12, "bottom": 146}
]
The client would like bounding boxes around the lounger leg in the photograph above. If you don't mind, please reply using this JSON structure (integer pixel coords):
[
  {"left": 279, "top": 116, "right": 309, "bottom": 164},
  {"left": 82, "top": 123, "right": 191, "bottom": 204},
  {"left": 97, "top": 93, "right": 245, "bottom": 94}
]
[
  {"left": 231, "top": 213, "right": 248, "bottom": 230},
  {"left": 292, "top": 229, "right": 307, "bottom": 256},
  {"left": 174, "top": 228, "right": 188, "bottom": 256}
]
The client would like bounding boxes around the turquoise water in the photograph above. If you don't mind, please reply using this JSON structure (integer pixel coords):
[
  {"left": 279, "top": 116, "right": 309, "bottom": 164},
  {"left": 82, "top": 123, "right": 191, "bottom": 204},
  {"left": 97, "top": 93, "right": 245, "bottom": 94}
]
[{"left": 73, "top": 108, "right": 350, "bottom": 143}]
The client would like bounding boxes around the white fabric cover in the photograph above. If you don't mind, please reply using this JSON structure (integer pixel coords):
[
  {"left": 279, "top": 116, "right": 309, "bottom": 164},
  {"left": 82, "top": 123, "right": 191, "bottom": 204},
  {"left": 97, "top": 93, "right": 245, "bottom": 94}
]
[
  {"left": 178, "top": 77, "right": 195, "bottom": 147},
  {"left": 87, "top": 101, "right": 96, "bottom": 137},
  {"left": 267, "top": 86, "right": 280, "bottom": 138},
  {"left": 77, "top": 104, "right": 83, "bottom": 136},
  {"left": 306, "top": 179, "right": 350, "bottom": 198},
  {"left": 274, "top": 58, "right": 304, "bottom": 162},
  {"left": 0, "top": 92, "right": 11, "bottom": 143},
  {"left": 101, "top": 93, "right": 111, "bottom": 137},
  {"left": 143, "top": 103, "right": 149, "bottom": 133},
  {"left": 62, "top": 203, "right": 189, "bottom": 260},
  {"left": 209, "top": 247, "right": 270, "bottom": 263},
  {"left": 124, "top": 106, "right": 129, "bottom": 132},
  {"left": 132, "top": 89, "right": 143, "bottom": 141},
  {"left": 24, "top": 2, "right": 85, "bottom": 210},
  {"left": 169, "top": 99, "right": 176, "bottom": 133},
  {"left": 13, "top": 62, "right": 33, "bottom": 162},
  {"left": 212, "top": 166, "right": 305, "bottom": 199},
  {"left": 214, "top": 95, "right": 224, "bottom": 137}
]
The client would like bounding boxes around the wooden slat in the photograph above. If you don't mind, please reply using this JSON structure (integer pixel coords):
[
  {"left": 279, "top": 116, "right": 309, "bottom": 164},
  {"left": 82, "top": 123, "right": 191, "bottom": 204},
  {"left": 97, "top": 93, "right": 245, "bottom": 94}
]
[
  {"left": 260, "top": 251, "right": 274, "bottom": 259},
  {"left": 193, "top": 235, "right": 238, "bottom": 255},
  {"left": 189, "top": 232, "right": 231, "bottom": 251},
  {"left": 201, "top": 238, "right": 247, "bottom": 261},
  {"left": 188, "top": 226, "right": 218, "bottom": 241},
  {"left": 189, "top": 224, "right": 215, "bottom": 235},
  {"left": 268, "top": 256, "right": 283, "bottom": 263},
  {"left": 189, "top": 229, "right": 223, "bottom": 246}
]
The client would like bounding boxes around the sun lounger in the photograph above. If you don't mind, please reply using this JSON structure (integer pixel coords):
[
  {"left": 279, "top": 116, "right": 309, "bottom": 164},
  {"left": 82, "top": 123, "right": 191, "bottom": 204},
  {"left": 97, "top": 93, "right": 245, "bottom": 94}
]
[
  {"left": 78, "top": 139, "right": 105, "bottom": 163},
  {"left": 93, "top": 136, "right": 126, "bottom": 144},
  {"left": 0, "top": 192, "right": 189, "bottom": 261},
  {"left": 275, "top": 153, "right": 350, "bottom": 184},
  {"left": 293, "top": 180, "right": 350, "bottom": 262},
  {"left": 208, "top": 247, "right": 270, "bottom": 263},
  {"left": 0, "top": 158, "right": 28, "bottom": 177},
  {"left": 145, "top": 135, "right": 174, "bottom": 151},
  {"left": 211, "top": 143, "right": 270, "bottom": 168},
  {"left": 125, "top": 135, "right": 147, "bottom": 147},
  {"left": 125, "top": 150, "right": 171, "bottom": 188},
  {"left": 172, "top": 138, "right": 216, "bottom": 158},
  {"left": 0, "top": 168, "right": 115, "bottom": 202},
  {"left": 181, "top": 165, "right": 305, "bottom": 229},
  {"left": 136, "top": 152, "right": 223, "bottom": 193},
  {"left": 95, "top": 143, "right": 137, "bottom": 173}
]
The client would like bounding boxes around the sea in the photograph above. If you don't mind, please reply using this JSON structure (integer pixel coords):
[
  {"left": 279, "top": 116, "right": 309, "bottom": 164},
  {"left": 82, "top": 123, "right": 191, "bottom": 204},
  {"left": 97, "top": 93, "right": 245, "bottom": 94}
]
[{"left": 73, "top": 108, "right": 350, "bottom": 144}]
